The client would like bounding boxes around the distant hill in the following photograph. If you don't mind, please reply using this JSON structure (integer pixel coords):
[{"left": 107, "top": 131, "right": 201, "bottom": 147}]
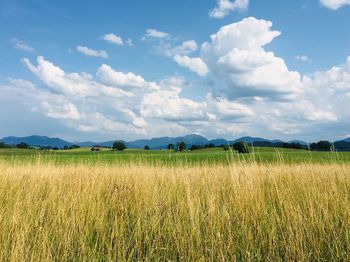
[
  {"left": 77, "top": 135, "right": 209, "bottom": 149},
  {"left": 208, "top": 139, "right": 230, "bottom": 146},
  {"left": 233, "top": 136, "right": 271, "bottom": 143},
  {"left": 289, "top": 140, "right": 308, "bottom": 145},
  {"left": 77, "top": 141, "right": 116, "bottom": 147},
  {"left": 127, "top": 134, "right": 209, "bottom": 149},
  {"left": 0, "top": 135, "right": 72, "bottom": 148},
  {"left": 334, "top": 141, "right": 350, "bottom": 151}
]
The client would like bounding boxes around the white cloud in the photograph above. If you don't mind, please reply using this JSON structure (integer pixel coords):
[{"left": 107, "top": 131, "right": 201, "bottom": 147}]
[
  {"left": 12, "top": 38, "right": 35, "bottom": 52},
  {"left": 209, "top": 0, "right": 249, "bottom": 18},
  {"left": 102, "top": 33, "right": 124, "bottom": 45},
  {"left": 304, "top": 57, "right": 350, "bottom": 92},
  {"left": 320, "top": 0, "right": 350, "bottom": 9},
  {"left": 201, "top": 17, "right": 302, "bottom": 99},
  {"left": 140, "top": 76, "right": 253, "bottom": 123},
  {"left": 173, "top": 55, "right": 209, "bottom": 76},
  {"left": 143, "top": 29, "right": 169, "bottom": 39},
  {"left": 41, "top": 102, "right": 81, "bottom": 120},
  {"left": 20, "top": 57, "right": 148, "bottom": 134},
  {"left": 164, "top": 40, "right": 198, "bottom": 57},
  {"left": 77, "top": 46, "right": 108, "bottom": 58},
  {"left": 140, "top": 87, "right": 207, "bottom": 122},
  {"left": 97, "top": 64, "right": 159, "bottom": 90},
  {"left": 296, "top": 55, "right": 312, "bottom": 62},
  {"left": 21, "top": 56, "right": 131, "bottom": 98},
  {"left": 206, "top": 95, "right": 254, "bottom": 120},
  {"left": 9, "top": 78, "right": 36, "bottom": 89},
  {"left": 125, "top": 38, "right": 134, "bottom": 46}
]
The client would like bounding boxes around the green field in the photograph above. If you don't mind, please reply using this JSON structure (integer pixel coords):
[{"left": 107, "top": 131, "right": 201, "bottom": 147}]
[{"left": 0, "top": 146, "right": 349, "bottom": 165}]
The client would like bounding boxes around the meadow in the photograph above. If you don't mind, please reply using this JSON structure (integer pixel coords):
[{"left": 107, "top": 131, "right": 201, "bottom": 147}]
[
  {"left": 1, "top": 146, "right": 350, "bottom": 165},
  {"left": 0, "top": 148, "right": 350, "bottom": 261}
]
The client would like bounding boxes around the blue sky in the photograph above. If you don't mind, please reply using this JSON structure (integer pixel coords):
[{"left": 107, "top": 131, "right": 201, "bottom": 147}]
[{"left": 0, "top": 0, "right": 349, "bottom": 142}]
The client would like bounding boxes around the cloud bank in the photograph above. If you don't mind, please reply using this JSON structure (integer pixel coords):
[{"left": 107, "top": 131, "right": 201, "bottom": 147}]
[{"left": 1, "top": 17, "right": 349, "bottom": 141}]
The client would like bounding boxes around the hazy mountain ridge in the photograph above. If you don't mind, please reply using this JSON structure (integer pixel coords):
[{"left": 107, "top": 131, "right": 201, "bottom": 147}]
[
  {"left": 1, "top": 135, "right": 350, "bottom": 151},
  {"left": 0, "top": 135, "right": 72, "bottom": 148}
]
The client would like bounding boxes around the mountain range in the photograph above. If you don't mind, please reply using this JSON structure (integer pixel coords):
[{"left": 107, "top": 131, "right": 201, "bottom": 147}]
[
  {"left": 1, "top": 134, "right": 350, "bottom": 151},
  {"left": 0, "top": 135, "right": 73, "bottom": 148}
]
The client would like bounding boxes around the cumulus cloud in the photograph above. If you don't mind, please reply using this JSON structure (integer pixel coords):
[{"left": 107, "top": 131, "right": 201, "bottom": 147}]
[
  {"left": 12, "top": 38, "right": 35, "bottom": 52},
  {"left": 96, "top": 64, "right": 159, "bottom": 90},
  {"left": 206, "top": 95, "right": 254, "bottom": 120},
  {"left": 143, "top": 29, "right": 169, "bottom": 39},
  {"left": 164, "top": 40, "right": 198, "bottom": 57},
  {"left": 41, "top": 102, "right": 81, "bottom": 120},
  {"left": 304, "top": 56, "right": 350, "bottom": 92},
  {"left": 173, "top": 55, "right": 209, "bottom": 76},
  {"left": 140, "top": 76, "right": 254, "bottom": 123},
  {"left": 140, "top": 88, "right": 207, "bottom": 122},
  {"left": 209, "top": 0, "right": 249, "bottom": 18},
  {"left": 320, "top": 0, "right": 350, "bottom": 9},
  {"left": 201, "top": 17, "right": 302, "bottom": 100},
  {"left": 77, "top": 46, "right": 108, "bottom": 58},
  {"left": 19, "top": 57, "right": 148, "bottom": 134},
  {"left": 102, "top": 33, "right": 124, "bottom": 45}
]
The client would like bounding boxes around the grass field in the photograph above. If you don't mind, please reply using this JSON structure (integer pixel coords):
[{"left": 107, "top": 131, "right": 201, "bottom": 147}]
[
  {"left": 1, "top": 146, "right": 350, "bottom": 165},
  {"left": 1, "top": 148, "right": 350, "bottom": 260}
]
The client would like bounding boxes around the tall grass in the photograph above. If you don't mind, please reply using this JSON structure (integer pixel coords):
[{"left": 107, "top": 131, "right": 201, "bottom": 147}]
[{"left": 0, "top": 160, "right": 350, "bottom": 261}]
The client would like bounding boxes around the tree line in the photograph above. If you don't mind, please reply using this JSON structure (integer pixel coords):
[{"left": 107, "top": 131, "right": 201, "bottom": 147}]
[{"left": 0, "top": 140, "right": 345, "bottom": 152}]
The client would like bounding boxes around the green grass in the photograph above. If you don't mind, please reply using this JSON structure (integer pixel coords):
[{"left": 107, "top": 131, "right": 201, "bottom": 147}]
[{"left": 0, "top": 146, "right": 349, "bottom": 165}]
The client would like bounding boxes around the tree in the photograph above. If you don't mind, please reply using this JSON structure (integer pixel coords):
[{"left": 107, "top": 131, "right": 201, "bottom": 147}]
[
  {"left": 16, "top": 142, "right": 29, "bottom": 149},
  {"left": 167, "top": 144, "right": 174, "bottom": 150},
  {"left": 144, "top": 145, "right": 150, "bottom": 150},
  {"left": 113, "top": 141, "right": 127, "bottom": 151},
  {"left": 310, "top": 141, "right": 332, "bottom": 151},
  {"left": 0, "top": 142, "right": 10, "bottom": 149},
  {"left": 282, "top": 142, "right": 302, "bottom": 150},
  {"left": 177, "top": 141, "right": 186, "bottom": 152},
  {"left": 190, "top": 145, "right": 202, "bottom": 151},
  {"left": 232, "top": 142, "right": 249, "bottom": 154},
  {"left": 223, "top": 145, "right": 230, "bottom": 151},
  {"left": 207, "top": 143, "right": 215, "bottom": 148}
]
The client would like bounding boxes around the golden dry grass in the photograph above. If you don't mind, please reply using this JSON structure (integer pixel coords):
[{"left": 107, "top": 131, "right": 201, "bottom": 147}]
[{"left": 0, "top": 161, "right": 350, "bottom": 261}]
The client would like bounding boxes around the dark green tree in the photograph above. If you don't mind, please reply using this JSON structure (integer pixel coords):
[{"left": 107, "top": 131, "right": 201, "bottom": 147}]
[
  {"left": 310, "top": 141, "right": 332, "bottom": 151},
  {"left": 232, "top": 142, "right": 249, "bottom": 154},
  {"left": 113, "top": 141, "right": 127, "bottom": 151},
  {"left": 16, "top": 142, "right": 29, "bottom": 149},
  {"left": 144, "top": 145, "right": 150, "bottom": 150},
  {"left": 0, "top": 142, "right": 10, "bottom": 148},
  {"left": 190, "top": 145, "right": 202, "bottom": 151},
  {"left": 207, "top": 143, "right": 216, "bottom": 148},
  {"left": 223, "top": 145, "right": 230, "bottom": 151},
  {"left": 177, "top": 141, "right": 186, "bottom": 152},
  {"left": 167, "top": 144, "right": 174, "bottom": 150}
]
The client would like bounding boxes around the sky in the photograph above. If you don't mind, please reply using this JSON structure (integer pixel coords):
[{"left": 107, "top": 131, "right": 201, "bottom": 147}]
[{"left": 0, "top": 0, "right": 349, "bottom": 142}]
